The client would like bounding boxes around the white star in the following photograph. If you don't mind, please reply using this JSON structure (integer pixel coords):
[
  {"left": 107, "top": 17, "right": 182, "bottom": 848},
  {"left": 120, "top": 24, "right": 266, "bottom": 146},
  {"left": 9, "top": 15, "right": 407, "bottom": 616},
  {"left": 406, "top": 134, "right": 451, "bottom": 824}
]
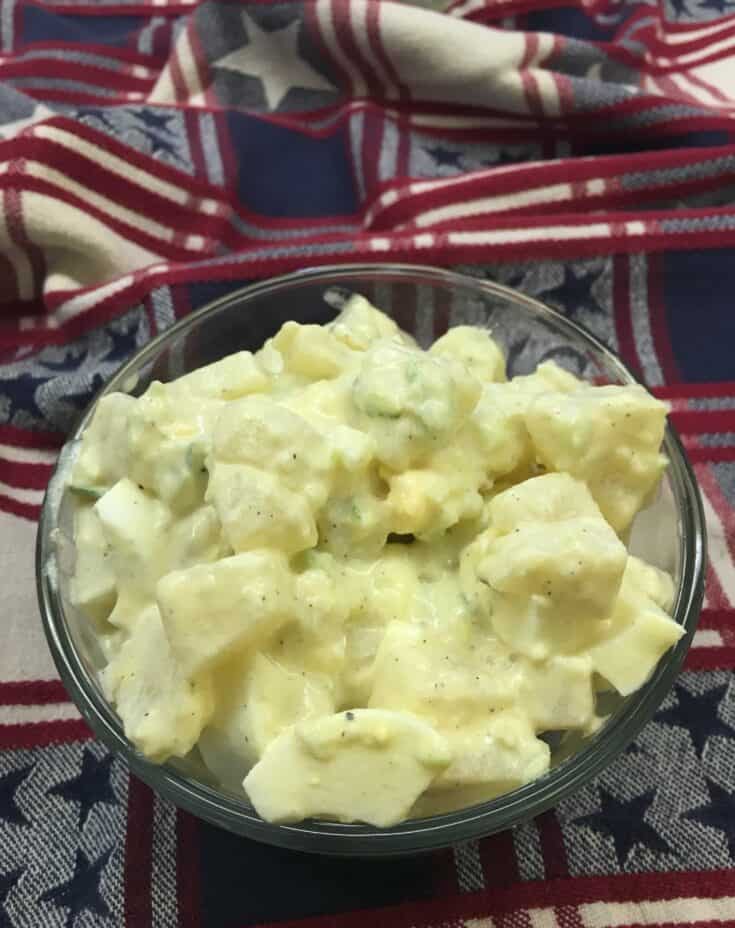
[{"left": 213, "top": 12, "right": 335, "bottom": 111}]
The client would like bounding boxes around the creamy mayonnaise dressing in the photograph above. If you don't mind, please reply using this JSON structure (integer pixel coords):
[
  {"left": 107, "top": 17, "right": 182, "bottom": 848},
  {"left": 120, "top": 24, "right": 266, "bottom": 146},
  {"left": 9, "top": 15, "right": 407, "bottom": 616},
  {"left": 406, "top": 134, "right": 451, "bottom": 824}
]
[{"left": 69, "top": 296, "right": 681, "bottom": 826}]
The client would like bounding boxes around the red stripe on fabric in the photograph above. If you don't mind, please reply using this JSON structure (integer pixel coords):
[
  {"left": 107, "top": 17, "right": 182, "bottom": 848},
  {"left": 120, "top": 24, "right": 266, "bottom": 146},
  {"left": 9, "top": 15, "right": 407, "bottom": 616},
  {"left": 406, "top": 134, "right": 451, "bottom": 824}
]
[
  {"left": 367, "top": 0, "right": 410, "bottom": 176},
  {"left": 537, "top": 810, "right": 568, "bottom": 879},
  {"left": 33, "top": 116, "right": 227, "bottom": 199},
  {"left": 176, "top": 811, "right": 202, "bottom": 928},
  {"left": 479, "top": 829, "right": 519, "bottom": 888},
  {"left": 330, "top": 0, "right": 375, "bottom": 99},
  {"left": 0, "top": 424, "right": 63, "bottom": 448},
  {"left": 705, "top": 563, "right": 730, "bottom": 611},
  {"left": 700, "top": 608, "right": 735, "bottom": 646},
  {"left": 0, "top": 459, "right": 53, "bottom": 489},
  {"left": 0, "top": 719, "right": 90, "bottom": 749},
  {"left": 0, "top": 59, "right": 151, "bottom": 90},
  {"left": 251, "top": 868, "right": 735, "bottom": 928},
  {"left": 654, "top": 381, "right": 735, "bottom": 398},
  {"left": 0, "top": 496, "right": 41, "bottom": 522},
  {"left": 168, "top": 41, "right": 188, "bottom": 104},
  {"left": 125, "top": 777, "right": 154, "bottom": 928},
  {"left": 646, "top": 251, "right": 680, "bottom": 385},
  {"left": 303, "top": 0, "right": 351, "bottom": 98},
  {"left": 0, "top": 174, "right": 188, "bottom": 263},
  {"left": 671, "top": 409, "right": 735, "bottom": 433},
  {"left": 0, "top": 680, "right": 69, "bottom": 706},
  {"left": 5, "top": 164, "right": 45, "bottom": 297},
  {"left": 696, "top": 461, "right": 735, "bottom": 570},
  {"left": 688, "top": 446, "right": 735, "bottom": 463},
  {"left": 685, "top": 646, "right": 735, "bottom": 670},
  {"left": 362, "top": 107, "right": 385, "bottom": 197},
  {"left": 187, "top": 20, "right": 215, "bottom": 110},
  {"left": 185, "top": 106, "right": 207, "bottom": 188},
  {"left": 12, "top": 41, "right": 162, "bottom": 67},
  {"left": 612, "top": 253, "right": 639, "bottom": 376}
]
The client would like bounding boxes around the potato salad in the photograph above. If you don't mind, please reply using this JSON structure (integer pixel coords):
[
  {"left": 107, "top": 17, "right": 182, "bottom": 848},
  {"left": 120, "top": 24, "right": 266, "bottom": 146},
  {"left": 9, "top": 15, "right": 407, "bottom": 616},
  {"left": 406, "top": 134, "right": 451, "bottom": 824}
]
[{"left": 69, "top": 296, "right": 682, "bottom": 827}]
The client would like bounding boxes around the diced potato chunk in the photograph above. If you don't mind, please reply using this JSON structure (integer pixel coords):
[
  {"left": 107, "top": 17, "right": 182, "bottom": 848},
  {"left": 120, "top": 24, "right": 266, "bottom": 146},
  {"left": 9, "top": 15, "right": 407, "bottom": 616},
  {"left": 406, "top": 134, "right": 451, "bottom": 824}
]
[
  {"left": 434, "top": 710, "right": 550, "bottom": 791},
  {"left": 156, "top": 551, "right": 293, "bottom": 677},
  {"left": 521, "top": 655, "right": 595, "bottom": 730},
  {"left": 588, "top": 559, "right": 683, "bottom": 695},
  {"left": 328, "top": 294, "right": 407, "bottom": 351},
  {"left": 351, "top": 339, "right": 480, "bottom": 470},
  {"left": 72, "top": 393, "right": 135, "bottom": 491},
  {"left": 243, "top": 709, "right": 450, "bottom": 826},
  {"left": 369, "top": 623, "right": 524, "bottom": 729},
  {"left": 70, "top": 506, "right": 116, "bottom": 622},
  {"left": 206, "top": 461, "right": 317, "bottom": 556},
  {"left": 101, "top": 604, "right": 213, "bottom": 762},
  {"left": 174, "top": 351, "right": 269, "bottom": 400},
  {"left": 526, "top": 384, "right": 668, "bottom": 533},
  {"left": 273, "top": 321, "right": 353, "bottom": 380},
  {"left": 487, "top": 472, "right": 603, "bottom": 535},
  {"left": 431, "top": 325, "right": 506, "bottom": 383}
]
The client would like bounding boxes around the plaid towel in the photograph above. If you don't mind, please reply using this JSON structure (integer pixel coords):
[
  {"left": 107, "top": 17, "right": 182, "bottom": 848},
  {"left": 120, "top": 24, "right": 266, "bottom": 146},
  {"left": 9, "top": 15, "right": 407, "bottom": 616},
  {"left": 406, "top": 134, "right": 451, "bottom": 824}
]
[{"left": 1, "top": 0, "right": 735, "bottom": 925}]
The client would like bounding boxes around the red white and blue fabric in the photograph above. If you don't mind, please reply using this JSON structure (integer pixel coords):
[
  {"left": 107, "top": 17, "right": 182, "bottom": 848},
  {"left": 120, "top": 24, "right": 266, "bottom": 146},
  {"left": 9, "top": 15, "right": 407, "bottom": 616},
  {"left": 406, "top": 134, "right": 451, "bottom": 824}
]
[{"left": 1, "top": 0, "right": 735, "bottom": 925}]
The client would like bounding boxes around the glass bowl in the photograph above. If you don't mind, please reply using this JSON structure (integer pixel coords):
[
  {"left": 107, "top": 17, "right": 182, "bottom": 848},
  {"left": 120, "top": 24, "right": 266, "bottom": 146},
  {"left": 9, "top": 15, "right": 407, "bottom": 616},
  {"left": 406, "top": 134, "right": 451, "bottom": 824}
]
[{"left": 36, "top": 264, "right": 706, "bottom": 857}]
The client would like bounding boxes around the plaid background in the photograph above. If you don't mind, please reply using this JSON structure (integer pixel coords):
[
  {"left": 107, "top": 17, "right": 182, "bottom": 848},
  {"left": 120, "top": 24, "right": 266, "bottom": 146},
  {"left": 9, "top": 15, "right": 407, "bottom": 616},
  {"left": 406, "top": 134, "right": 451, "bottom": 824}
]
[{"left": 1, "top": 0, "right": 735, "bottom": 925}]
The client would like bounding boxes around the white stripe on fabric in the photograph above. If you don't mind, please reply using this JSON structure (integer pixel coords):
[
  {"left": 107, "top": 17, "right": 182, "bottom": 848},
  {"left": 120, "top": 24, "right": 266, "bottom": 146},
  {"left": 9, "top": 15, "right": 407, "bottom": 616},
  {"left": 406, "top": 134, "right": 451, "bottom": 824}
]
[
  {"left": 413, "top": 182, "right": 574, "bottom": 227},
  {"left": 0, "top": 481, "right": 43, "bottom": 505},
  {"left": 0, "top": 703, "right": 79, "bottom": 725},
  {"left": 701, "top": 490, "right": 735, "bottom": 607},
  {"left": 693, "top": 628, "right": 724, "bottom": 647},
  {"left": 580, "top": 895, "right": 735, "bottom": 927},
  {"left": 34, "top": 125, "right": 223, "bottom": 211},
  {"left": 448, "top": 223, "right": 618, "bottom": 246},
  {"left": 54, "top": 275, "right": 136, "bottom": 324},
  {"left": 25, "top": 161, "right": 174, "bottom": 243},
  {"left": 0, "top": 444, "right": 57, "bottom": 465}
]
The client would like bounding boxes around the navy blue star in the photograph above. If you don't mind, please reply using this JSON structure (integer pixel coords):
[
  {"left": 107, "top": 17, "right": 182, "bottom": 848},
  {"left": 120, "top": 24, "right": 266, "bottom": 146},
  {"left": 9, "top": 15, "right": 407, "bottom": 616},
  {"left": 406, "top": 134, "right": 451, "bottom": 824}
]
[
  {"left": 656, "top": 683, "right": 733, "bottom": 758},
  {"left": 40, "top": 849, "right": 111, "bottom": 928},
  {"left": 698, "top": 0, "right": 734, "bottom": 12},
  {"left": 425, "top": 145, "right": 464, "bottom": 169},
  {"left": 684, "top": 779, "right": 735, "bottom": 858},
  {"left": 49, "top": 749, "right": 117, "bottom": 829},
  {"left": 0, "top": 765, "right": 34, "bottom": 827},
  {"left": 670, "top": 0, "right": 691, "bottom": 15},
  {"left": 136, "top": 108, "right": 175, "bottom": 134},
  {"left": 573, "top": 788, "right": 670, "bottom": 866},
  {"left": 539, "top": 266, "right": 604, "bottom": 318}
]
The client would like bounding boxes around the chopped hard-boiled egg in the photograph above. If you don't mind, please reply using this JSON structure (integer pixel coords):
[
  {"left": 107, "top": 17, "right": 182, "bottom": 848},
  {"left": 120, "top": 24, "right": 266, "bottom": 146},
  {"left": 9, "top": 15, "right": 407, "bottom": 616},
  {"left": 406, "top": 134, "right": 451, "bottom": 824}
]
[{"left": 70, "top": 295, "right": 680, "bottom": 827}]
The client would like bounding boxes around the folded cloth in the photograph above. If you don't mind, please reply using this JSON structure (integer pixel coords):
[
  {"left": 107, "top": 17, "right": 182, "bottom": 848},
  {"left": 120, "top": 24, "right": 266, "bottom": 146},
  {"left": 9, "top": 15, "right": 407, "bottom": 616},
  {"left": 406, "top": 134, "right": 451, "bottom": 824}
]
[{"left": 1, "top": 0, "right": 734, "bottom": 926}]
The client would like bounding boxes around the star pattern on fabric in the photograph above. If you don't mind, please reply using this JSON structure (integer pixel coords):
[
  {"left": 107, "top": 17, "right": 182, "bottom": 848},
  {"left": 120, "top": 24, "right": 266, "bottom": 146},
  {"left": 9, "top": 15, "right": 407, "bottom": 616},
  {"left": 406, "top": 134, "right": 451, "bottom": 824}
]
[
  {"left": 425, "top": 145, "right": 464, "bottom": 169},
  {"left": 669, "top": 0, "right": 692, "bottom": 16},
  {"left": 48, "top": 749, "right": 117, "bottom": 830},
  {"left": 539, "top": 265, "right": 604, "bottom": 317},
  {"left": 0, "top": 765, "right": 34, "bottom": 828},
  {"left": 698, "top": 0, "right": 735, "bottom": 14},
  {"left": 684, "top": 778, "right": 735, "bottom": 858},
  {"left": 213, "top": 12, "right": 335, "bottom": 111},
  {"left": 0, "top": 867, "right": 23, "bottom": 915},
  {"left": 572, "top": 787, "right": 670, "bottom": 867},
  {"left": 656, "top": 683, "right": 734, "bottom": 758},
  {"left": 40, "top": 848, "right": 111, "bottom": 928}
]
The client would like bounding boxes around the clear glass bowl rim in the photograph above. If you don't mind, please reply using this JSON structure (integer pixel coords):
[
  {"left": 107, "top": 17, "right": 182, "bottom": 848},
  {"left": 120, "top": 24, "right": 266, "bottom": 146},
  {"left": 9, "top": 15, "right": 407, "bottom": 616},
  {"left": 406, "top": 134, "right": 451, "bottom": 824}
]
[{"left": 36, "top": 263, "right": 707, "bottom": 856}]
